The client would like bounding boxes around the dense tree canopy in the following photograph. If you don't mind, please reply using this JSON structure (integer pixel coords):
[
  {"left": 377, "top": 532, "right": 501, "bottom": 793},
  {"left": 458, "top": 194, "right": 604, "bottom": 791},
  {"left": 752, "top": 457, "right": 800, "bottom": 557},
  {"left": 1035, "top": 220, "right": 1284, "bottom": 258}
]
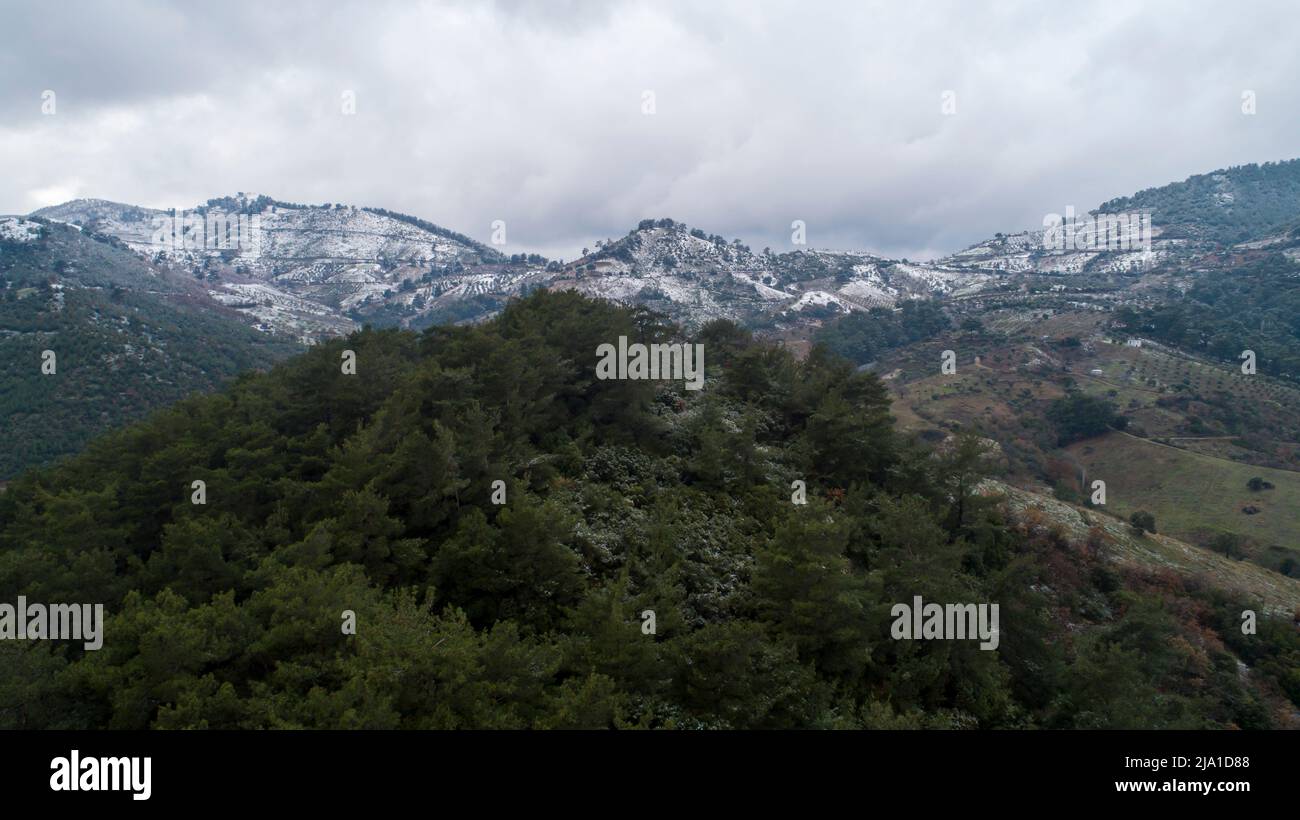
[
  {"left": 0, "top": 291, "right": 1293, "bottom": 729},
  {"left": 814, "top": 300, "right": 950, "bottom": 365},
  {"left": 1047, "top": 393, "right": 1127, "bottom": 445},
  {"left": 1116, "top": 253, "right": 1300, "bottom": 384}
]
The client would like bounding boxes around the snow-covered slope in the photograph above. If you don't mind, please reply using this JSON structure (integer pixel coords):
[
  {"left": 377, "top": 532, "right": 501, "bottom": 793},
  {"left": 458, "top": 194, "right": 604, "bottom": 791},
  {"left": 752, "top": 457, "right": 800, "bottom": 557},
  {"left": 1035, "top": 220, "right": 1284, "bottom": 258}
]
[
  {"left": 31, "top": 199, "right": 163, "bottom": 247},
  {"left": 941, "top": 218, "right": 1182, "bottom": 275},
  {"left": 30, "top": 200, "right": 1012, "bottom": 336},
  {"left": 43, "top": 193, "right": 1228, "bottom": 341},
  {"left": 32, "top": 195, "right": 512, "bottom": 339},
  {"left": 0, "top": 217, "right": 45, "bottom": 243},
  {"left": 548, "top": 221, "right": 794, "bottom": 325},
  {"left": 548, "top": 220, "right": 996, "bottom": 328}
]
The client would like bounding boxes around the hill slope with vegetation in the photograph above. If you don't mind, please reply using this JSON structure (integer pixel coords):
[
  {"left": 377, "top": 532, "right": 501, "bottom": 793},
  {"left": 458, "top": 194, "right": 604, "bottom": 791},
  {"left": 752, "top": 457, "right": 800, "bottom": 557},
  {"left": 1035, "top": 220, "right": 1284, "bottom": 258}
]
[
  {"left": 0, "top": 219, "right": 299, "bottom": 477},
  {"left": 1097, "top": 158, "right": 1300, "bottom": 243},
  {"left": 1, "top": 291, "right": 1296, "bottom": 729}
]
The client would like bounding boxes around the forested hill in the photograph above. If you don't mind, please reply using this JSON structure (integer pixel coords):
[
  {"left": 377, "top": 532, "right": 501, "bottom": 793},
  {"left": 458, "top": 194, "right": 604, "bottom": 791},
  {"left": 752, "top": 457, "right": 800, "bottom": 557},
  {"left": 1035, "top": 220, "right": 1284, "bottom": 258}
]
[
  {"left": 1096, "top": 158, "right": 1300, "bottom": 242},
  {"left": 0, "top": 218, "right": 300, "bottom": 477},
  {"left": 1, "top": 291, "right": 1295, "bottom": 729}
]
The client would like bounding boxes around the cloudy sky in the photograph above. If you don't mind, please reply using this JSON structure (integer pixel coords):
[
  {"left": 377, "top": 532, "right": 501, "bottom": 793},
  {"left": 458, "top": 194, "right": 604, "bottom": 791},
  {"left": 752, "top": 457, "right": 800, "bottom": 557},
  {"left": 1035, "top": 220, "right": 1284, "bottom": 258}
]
[{"left": 2, "top": 0, "right": 1298, "bottom": 261}]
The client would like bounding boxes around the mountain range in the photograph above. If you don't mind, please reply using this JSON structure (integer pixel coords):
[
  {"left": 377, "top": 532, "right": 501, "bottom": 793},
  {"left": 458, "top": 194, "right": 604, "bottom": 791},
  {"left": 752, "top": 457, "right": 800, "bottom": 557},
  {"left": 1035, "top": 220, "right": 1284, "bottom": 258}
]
[
  {"left": 5, "top": 157, "right": 1300, "bottom": 477},
  {"left": 23, "top": 159, "right": 1300, "bottom": 334}
]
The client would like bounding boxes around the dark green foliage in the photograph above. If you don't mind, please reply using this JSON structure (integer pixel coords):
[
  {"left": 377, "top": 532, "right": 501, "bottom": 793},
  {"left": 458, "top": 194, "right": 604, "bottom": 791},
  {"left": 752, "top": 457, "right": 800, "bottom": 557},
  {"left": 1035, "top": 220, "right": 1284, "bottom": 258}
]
[
  {"left": 0, "top": 290, "right": 1290, "bottom": 729},
  {"left": 1097, "top": 158, "right": 1300, "bottom": 243},
  {"left": 0, "top": 222, "right": 298, "bottom": 478},
  {"left": 814, "top": 300, "right": 950, "bottom": 365},
  {"left": 1115, "top": 253, "right": 1300, "bottom": 384},
  {"left": 1208, "top": 532, "right": 1243, "bottom": 559},
  {"left": 1129, "top": 510, "right": 1157, "bottom": 535},
  {"left": 1046, "top": 393, "right": 1125, "bottom": 445}
]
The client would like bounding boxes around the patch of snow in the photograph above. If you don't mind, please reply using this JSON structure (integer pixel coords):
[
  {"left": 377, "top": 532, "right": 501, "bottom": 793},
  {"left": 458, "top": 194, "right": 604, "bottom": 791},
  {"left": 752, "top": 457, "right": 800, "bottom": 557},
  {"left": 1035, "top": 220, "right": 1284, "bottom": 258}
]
[{"left": 0, "top": 217, "right": 42, "bottom": 242}]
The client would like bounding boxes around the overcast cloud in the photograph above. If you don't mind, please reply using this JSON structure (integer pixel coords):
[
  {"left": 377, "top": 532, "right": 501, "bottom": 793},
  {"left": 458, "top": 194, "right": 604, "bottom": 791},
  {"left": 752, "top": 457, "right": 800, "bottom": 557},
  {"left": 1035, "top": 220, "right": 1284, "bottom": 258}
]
[{"left": 1, "top": 0, "right": 1298, "bottom": 261}]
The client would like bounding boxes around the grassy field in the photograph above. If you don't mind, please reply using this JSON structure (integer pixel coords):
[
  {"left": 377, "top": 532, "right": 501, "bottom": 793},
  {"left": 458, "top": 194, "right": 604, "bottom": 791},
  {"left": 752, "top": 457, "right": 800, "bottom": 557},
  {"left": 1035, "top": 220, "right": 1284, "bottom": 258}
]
[
  {"left": 1067, "top": 431, "right": 1300, "bottom": 552},
  {"left": 878, "top": 308, "right": 1300, "bottom": 574},
  {"left": 986, "top": 479, "right": 1300, "bottom": 615}
]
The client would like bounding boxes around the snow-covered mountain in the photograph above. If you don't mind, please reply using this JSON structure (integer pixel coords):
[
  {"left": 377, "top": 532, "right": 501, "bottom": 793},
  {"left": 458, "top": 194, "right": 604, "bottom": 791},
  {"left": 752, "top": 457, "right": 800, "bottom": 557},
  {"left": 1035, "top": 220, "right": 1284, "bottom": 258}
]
[
  {"left": 31, "top": 195, "right": 511, "bottom": 340},
  {"left": 550, "top": 219, "right": 993, "bottom": 327},
  {"left": 12, "top": 191, "right": 1229, "bottom": 343},
  {"left": 13, "top": 158, "right": 1300, "bottom": 475},
  {"left": 31, "top": 199, "right": 163, "bottom": 248},
  {"left": 548, "top": 220, "right": 790, "bottom": 325},
  {"left": 35, "top": 162, "right": 1300, "bottom": 343},
  {"left": 939, "top": 160, "right": 1300, "bottom": 274},
  {"left": 939, "top": 218, "right": 1181, "bottom": 275},
  {"left": 29, "top": 200, "right": 1005, "bottom": 337}
]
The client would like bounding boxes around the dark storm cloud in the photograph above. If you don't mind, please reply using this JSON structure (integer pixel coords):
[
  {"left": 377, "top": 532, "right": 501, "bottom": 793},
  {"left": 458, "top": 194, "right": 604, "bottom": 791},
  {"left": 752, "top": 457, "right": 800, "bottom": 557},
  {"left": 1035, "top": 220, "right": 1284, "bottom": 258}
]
[{"left": 2, "top": 0, "right": 1298, "bottom": 261}]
